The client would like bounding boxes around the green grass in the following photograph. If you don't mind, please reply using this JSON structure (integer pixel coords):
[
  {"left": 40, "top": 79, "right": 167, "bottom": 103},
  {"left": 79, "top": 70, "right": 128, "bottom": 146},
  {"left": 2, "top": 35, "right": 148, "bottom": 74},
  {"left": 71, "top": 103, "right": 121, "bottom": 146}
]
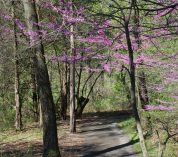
[
  {"left": 0, "top": 123, "right": 67, "bottom": 157},
  {"left": 117, "top": 115, "right": 178, "bottom": 157},
  {"left": 0, "top": 122, "right": 66, "bottom": 143},
  {"left": 0, "top": 124, "right": 43, "bottom": 157},
  {"left": 0, "top": 127, "right": 42, "bottom": 143}
]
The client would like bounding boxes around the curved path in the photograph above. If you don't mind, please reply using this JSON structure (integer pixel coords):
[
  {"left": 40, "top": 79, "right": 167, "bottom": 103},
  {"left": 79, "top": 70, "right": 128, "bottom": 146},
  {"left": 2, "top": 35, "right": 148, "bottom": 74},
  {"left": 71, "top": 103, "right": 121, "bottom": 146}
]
[{"left": 78, "top": 112, "right": 139, "bottom": 157}]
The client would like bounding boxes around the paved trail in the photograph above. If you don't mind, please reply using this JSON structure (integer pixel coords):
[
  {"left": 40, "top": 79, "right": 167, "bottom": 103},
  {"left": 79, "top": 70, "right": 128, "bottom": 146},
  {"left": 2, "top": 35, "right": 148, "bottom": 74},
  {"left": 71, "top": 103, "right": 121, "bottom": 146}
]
[{"left": 78, "top": 112, "right": 139, "bottom": 157}]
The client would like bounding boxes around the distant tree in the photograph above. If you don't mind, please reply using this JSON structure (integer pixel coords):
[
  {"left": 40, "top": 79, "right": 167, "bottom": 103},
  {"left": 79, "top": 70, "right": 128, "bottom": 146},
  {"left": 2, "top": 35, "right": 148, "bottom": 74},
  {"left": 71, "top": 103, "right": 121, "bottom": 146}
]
[{"left": 11, "top": 1, "right": 23, "bottom": 131}]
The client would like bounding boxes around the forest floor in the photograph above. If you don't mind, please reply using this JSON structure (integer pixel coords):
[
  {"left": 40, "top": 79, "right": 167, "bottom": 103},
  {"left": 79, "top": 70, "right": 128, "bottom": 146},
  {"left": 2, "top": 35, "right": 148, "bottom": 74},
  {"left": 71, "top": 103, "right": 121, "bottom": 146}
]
[{"left": 0, "top": 111, "right": 138, "bottom": 157}]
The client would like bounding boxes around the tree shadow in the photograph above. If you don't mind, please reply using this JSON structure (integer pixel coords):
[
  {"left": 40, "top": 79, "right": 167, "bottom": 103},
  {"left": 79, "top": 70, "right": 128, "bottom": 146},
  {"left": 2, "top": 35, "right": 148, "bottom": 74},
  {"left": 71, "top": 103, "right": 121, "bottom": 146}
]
[
  {"left": 0, "top": 140, "right": 83, "bottom": 157},
  {"left": 0, "top": 111, "right": 135, "bottom": 157},
  {"left": 78, "top": 111, "right": 133, "bottom": 129},
  {"left": 82, "top": 138, "right": 140, "bottom": 157},
  {"left": 77, "top": 111, "right": 140, "bottom": 157}
]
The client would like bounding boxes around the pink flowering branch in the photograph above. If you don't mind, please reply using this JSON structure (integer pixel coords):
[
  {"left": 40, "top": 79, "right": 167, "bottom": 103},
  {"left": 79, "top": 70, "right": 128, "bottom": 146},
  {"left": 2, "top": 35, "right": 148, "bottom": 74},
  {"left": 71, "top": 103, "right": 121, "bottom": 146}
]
[{"left": 144, "top": 105, "right": 175, "bottom": 111}]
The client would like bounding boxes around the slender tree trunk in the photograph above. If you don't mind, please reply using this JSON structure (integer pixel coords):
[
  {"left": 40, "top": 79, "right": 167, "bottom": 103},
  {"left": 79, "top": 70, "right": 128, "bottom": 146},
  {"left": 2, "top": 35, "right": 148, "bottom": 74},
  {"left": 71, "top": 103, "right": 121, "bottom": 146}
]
[
  {"left": 12, "top": 1, "right": 22, "bottom": 131},
  {"left": 22, "top": 1, "right": 60, "bottom": 156},
  {"left": 60, "top": 67, "right": 68, "bottom": 120},
  {"left": 31, "top": 62, "right": 39, "bottom": 122},
  {"left": 158, "top": 144, "right": 166, "bottom": 157},
  {"left": 132, "top": 0, "right": 151, "bottom": 131},
  {"left": 67, "top": 63, "right": 70, "bottom": 109},
  {"left": 88, "top": 61, "right": 95, "bottom": 100},
  {"left": 125, "top": 21, "right": 149, "bottom": 157},
  {"left": 69, "top": 26, "right": 76, "bottom": 133},
  {"left": 69, "top": 1, "right": 76, "bottom": 133},
  {"left": 132, "top": 0, "right": 149, "bottom": 108},
  {"left": 39, "top": 101, "right": 43, "bottom": 127},
  {"left": 138, "top": 71, "right": 149, "bottom": 107},
  {"left": 156, "top": 130, "right": 169, "bottom": 157},
  {"left": 54, "top": 45, "right": 68, "bottom": 120},
  {"left": 76, "top": 97, "right": 89, "bottom": 118}
]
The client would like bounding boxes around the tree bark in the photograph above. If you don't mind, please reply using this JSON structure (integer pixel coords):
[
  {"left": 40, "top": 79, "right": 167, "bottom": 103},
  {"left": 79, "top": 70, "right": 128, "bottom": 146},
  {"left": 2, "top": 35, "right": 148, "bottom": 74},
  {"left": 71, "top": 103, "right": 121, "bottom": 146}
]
[
  {"left": 138, "top": 71, "right": 149, "bottom": 108},
  {"left": 69, "top": 16, "right": 76, "bottom": 133},
  {"left": 76, "top": 96, "right": 89, "bottom": 118},
  {"left": 87, "top": 60, "right": 94, "bottom": 99},
  {"left": 125, "top": 20, "right": 149, "bottom": 157},
  {"left": 12, "top": 1, "right": 22, "bottom": 131},
  {"left": 60, "top": 67, "right": 68, "bottom": 120},
  {"left": 53, "top": 45, "right": 68, "bottom": 120},
  {"left": 132, "top": 0, "right": 151, "bottom": 131},
  {"left": 31, "top": 62, "right": 39, "bottom": 122},
  {"left": 22, "top": 0, "right": 60, "bottom": 156},
  {"left": 39, "top": 101, "right": 43, "bottom": 127},
  {"left": 156, "top": 130, "right": 166, "bottom": 157},
  {"left": 158, "top": 143, "right": 166, "bottom": 157},
  {"left": 132, "top": 0, "right": 149, "bottom": 108}
]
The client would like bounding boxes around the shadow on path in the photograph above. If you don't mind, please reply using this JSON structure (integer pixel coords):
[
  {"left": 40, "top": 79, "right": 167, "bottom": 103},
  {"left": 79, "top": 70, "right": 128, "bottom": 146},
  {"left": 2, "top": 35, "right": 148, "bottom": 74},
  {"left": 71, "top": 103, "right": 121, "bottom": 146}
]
[
  {"left": 83, "top": 139, "right": 140, "bottom": 157},
  {"left": 78, "top": 111, "right": 139, "bottom": 157}
]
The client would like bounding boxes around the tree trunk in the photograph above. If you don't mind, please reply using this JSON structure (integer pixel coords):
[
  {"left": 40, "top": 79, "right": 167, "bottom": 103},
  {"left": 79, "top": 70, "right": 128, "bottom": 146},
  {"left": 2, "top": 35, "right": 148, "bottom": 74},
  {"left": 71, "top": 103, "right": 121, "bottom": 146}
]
[
  {"left": 69, "top": 13, "right": 76, "bottom": 133},
  {"left": 156, "top": 130, "right": 167, "bottom": 157},
  {"left": 138, "top": 71, "right": 149, "bottom": 107},
  {"left": 39, "top": 101, "right": 43, "bottom": 127},
  {"left": 88, "top": 61, "right": 94, "bottom": 99},
  {"left": 53, "top": 44, "right": 68, "bottom": 120},
  {"left": 31, "top": 62, "right": 39, "bottom": 122},
  {"left": 76, "top": 96, "right": 89, "bottom": 118},
  {"left": 132, "top": 0, "right": 151, "bottom": 131},
  {"left": 158, "top": 143, "right": 166, "bottom": 157},
  {"left": 12, "top": 1, "right": 22, "bottom": 131},
  {"left": 60, "top": 71, "right": 68, "bottom": 120},
  {"left": 125, "top": 21, "right": 149, "bottom": 157},
  {"left": 22, "top": 1, "right": 60, "bottom": 156},
  {"left": 132, "top": 0, "right": 149, "bottom": 109}
]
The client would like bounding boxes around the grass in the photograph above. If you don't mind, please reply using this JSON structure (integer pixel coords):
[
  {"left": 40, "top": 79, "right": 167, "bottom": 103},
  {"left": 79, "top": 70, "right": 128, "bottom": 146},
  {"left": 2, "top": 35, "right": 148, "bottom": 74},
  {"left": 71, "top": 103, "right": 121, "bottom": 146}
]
[
  {"left": 0, "top": 121, "right": 83, "bottom": 157},
  {"left": 0, "top": 124, "right": 43, "bottom": 157},
  {"left": 0, "top": 122, "right": 68, "bottom": 143},
  {"left": 0, "top": 127, "right": 42, "bottom": 143},
  {"left": 117, "top": 115, "right": 178, "bottom": 157}
]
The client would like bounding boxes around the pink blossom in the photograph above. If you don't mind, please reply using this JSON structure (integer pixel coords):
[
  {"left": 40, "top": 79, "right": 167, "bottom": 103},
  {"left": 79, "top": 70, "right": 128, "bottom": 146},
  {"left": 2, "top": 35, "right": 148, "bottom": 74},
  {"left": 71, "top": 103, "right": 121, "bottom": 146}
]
[
  {"left": 26, "top": 30, "right": 38, "bottom": 39},
  {"left": 79, "top": 35, "right": 112, "bottom": 46},
  {"left": 172, "top": 96, "right": 178, "bottom": 100},
  {"left": 103, "top": 64, "right": 111, "bottom": 73},
  {"left": 15, "top": 19, "right": 26, "bottom": 31},
  {"left": 63, "top": 15, "right": 85, "bottom": 23},
  {"left": 112, "top": 43, "right": 127, "bottom": 50},
  {"left": 113, "top": 53, "right": 129, "bottom": 65},
  {"left": 3, "top": 15, "right": 12, "bottom": 20},
  {"left": 144, "top": 105, "right": 174, "bottom": 111},
  {"left": 135, "top": 54, "right": 155, "bottom": 65}
]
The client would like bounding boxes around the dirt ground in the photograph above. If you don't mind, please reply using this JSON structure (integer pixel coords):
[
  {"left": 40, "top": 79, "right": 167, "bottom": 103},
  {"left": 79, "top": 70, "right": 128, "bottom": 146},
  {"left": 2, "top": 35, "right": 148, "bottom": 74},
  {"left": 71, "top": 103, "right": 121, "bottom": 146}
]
[{"left": 0, "top": 120, "right": 84, "bottom": 157}]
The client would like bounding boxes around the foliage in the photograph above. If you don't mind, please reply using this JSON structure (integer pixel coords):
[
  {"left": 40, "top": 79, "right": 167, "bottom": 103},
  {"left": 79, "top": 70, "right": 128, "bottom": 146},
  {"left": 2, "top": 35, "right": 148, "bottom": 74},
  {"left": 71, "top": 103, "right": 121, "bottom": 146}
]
[{"left": 118, "top": 112, "right": 178, "bottom": 157}]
